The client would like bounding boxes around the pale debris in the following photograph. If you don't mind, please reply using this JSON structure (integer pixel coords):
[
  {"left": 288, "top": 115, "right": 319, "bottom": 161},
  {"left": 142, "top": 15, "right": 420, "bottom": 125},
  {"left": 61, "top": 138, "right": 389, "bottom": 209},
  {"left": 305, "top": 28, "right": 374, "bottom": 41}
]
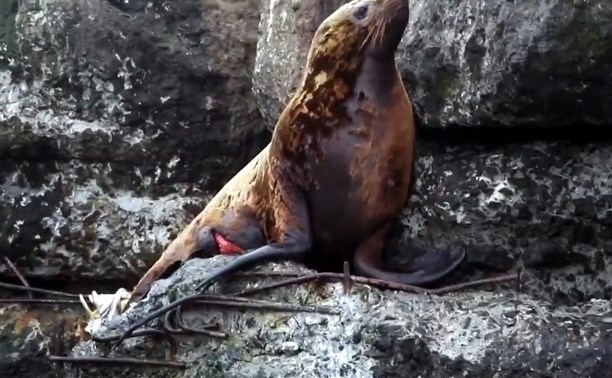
[{"left": 79, "top": 288, "right": 132, "bottom": 333}]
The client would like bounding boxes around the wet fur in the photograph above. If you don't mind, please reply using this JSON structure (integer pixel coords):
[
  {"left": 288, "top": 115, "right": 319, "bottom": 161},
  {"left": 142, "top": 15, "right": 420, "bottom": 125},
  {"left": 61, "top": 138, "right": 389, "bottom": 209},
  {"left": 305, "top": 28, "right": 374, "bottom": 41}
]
[{"left": 128, "top": 0, "right": 464, "bottom": 304}]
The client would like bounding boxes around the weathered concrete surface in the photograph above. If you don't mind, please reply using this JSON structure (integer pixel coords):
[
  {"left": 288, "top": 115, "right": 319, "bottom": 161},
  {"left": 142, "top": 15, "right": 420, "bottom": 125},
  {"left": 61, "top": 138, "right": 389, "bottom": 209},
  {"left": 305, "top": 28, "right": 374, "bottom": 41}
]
[
  {"left": 254, "top": 0, "right": 612, "bottom": 129},
  {"left": 64, "top": 257, "right": 612, "bottom": 378},
  {"left": 0, "top": 0, "right": 268, "bottom": 281}
]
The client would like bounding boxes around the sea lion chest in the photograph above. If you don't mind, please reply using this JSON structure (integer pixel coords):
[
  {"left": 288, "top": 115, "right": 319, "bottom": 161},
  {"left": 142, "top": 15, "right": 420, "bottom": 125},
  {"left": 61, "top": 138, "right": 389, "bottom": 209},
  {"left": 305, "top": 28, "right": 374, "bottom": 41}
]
[{"left": 304, "top": 75, "right": 415, "bottom": 256}]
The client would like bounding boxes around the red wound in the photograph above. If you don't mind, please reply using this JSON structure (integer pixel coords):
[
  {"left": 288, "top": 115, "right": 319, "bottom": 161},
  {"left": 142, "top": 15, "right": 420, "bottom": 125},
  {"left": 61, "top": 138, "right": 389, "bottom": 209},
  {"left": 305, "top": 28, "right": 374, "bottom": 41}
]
[{"left": 214, "top": 233, "right": 245, "bottom": 255}]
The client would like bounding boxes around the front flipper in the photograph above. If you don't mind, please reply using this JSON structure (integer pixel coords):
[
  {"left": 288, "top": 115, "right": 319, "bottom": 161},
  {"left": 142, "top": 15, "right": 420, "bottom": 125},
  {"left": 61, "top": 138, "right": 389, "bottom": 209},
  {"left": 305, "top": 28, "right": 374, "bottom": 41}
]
[{"left": 353, "top": 224, "right": 465, "bottom": 285}]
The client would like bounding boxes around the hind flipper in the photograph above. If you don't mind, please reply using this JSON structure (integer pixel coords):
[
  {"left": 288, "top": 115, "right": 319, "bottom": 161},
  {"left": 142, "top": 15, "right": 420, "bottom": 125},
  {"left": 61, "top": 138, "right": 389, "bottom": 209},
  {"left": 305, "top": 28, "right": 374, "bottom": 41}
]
[
  {"left": 128, "top": 205, "right": 266, "bottom": 304},
  {"left": 353, "top": 224, "right": 465, "bottom": 285}
]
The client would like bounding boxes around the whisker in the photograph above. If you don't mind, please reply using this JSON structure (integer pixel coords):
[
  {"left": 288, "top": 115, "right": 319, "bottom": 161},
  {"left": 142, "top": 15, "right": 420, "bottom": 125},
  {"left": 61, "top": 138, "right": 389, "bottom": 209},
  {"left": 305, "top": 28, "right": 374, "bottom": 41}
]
[
  {"left": 372, "top": 25, "right": 379, "bottom": 48},
  {"left": 359, "top": 26, "right": 376, "bottom": 52},
  {"left": 378, "top": 15, "right": 389, "bottom": 47},
  {"left": 359, "top": 10, "right": 393, "bottom": 52},
  {"left": 375, "top": 22, "right": 383, "bottom": 47},
  {"left": 370, "top": 24, "right": 380, "bottom": 49}
]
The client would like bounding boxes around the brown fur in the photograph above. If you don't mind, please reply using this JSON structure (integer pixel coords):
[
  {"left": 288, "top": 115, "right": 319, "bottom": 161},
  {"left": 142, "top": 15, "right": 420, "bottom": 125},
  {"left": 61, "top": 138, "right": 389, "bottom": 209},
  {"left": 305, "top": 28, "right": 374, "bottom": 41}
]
[{"left": 128, "top": 0, "right": 463, "bottom": 304}]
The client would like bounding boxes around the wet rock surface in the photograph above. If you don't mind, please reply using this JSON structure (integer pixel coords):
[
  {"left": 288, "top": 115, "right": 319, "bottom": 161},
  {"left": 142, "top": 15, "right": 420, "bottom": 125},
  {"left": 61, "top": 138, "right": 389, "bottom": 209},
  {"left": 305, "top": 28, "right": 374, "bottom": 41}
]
[
  {"left": 0, "top": 0, "right": 267, "bottom": 281},
  {"left": 384, "top": 137, "right": 612, "bottom": 305},
  {"left": 0, "top": 0, "right": 608, "bottom": 294},
  {"left": 65, "top": 258, "right": 612, "bottom": 378}
]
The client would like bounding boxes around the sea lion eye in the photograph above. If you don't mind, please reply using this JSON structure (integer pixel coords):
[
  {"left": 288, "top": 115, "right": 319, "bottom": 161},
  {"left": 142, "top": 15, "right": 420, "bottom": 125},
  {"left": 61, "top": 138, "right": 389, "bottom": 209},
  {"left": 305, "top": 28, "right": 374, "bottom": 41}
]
[{"left": 354, "top": 4, "right": 369, "bottom": 20}]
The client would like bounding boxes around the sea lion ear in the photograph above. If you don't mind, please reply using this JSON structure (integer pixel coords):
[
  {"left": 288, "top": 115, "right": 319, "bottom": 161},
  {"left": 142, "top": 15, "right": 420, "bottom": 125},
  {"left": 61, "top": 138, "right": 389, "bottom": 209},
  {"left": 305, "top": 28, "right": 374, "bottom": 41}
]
[{"left": 353, "top": 4, "right": 369, "bottom": 21}]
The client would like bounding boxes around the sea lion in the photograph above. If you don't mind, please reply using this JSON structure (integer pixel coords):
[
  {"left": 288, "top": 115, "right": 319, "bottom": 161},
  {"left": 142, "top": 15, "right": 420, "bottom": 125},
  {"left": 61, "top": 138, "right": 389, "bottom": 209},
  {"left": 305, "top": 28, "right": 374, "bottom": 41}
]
[{"left": 127, "top": 0, "right": 464, "bottom": 311}]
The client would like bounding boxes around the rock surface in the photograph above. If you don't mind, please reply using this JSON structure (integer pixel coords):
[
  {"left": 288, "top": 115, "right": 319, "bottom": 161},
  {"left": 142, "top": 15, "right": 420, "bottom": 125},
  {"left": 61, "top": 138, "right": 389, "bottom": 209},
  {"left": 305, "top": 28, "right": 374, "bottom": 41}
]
[
  {"left": 254, "top": 0, "right": 612, "bottom": 129},
  {"left": 0, "top": 301, "right": 85, "bottom": 377},
  {"left": 385, "top": 137, "right": 612, "bottom": 305},
  {"left": 0, "top": 0, "right": 610, "bottom": 291},
  {"left": 0, "top": 0, "right": 611, "bottom": 375},
  {"left": 0, "top": 0, "right": 268, "bottom": 282},
  {"left": 65, "top": 257, "right": 612, "bottom": 378}
]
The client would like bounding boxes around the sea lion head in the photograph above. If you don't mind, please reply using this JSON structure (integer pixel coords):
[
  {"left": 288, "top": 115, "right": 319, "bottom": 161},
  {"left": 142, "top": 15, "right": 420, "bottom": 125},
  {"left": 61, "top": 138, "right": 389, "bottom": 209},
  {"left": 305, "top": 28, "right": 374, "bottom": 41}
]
[
  {"left": 308, "top": 0, "right": 409, "bottom": 65},
  {"left": 293, "top": 0, "right": 409, "bottom": 116},
  {"left": 274, "top": 0, "right": 410, "bottom": 165}
]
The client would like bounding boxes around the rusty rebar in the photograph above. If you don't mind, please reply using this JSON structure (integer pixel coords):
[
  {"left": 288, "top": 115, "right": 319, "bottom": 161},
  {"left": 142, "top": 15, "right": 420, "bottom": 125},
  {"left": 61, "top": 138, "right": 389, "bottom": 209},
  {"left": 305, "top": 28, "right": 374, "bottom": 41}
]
[
  {"left": 47, "top": 355, "right": 187, "bottom": 369},
  {"left": 3, "top": 257, "right": 32, "bottom": 298}
]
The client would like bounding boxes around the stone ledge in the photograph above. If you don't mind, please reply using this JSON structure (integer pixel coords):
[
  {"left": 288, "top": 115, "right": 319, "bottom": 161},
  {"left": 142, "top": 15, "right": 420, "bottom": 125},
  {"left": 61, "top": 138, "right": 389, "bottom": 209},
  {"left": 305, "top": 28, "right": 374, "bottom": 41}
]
[{"left": 66, "top": 258, "right": 612, "bottom": 378}]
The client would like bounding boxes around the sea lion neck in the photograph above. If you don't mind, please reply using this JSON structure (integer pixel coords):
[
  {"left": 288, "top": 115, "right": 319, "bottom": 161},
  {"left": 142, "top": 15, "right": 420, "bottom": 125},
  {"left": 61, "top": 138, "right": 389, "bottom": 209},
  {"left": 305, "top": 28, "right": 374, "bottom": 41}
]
[{"left": 354, "top": 55, "right": 399, "bottom": 106}]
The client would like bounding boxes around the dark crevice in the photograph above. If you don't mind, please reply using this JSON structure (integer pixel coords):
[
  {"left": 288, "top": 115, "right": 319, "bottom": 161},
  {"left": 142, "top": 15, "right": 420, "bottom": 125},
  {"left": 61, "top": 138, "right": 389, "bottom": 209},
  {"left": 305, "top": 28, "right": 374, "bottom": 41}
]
[
  {"left": 104, "top": 0, "right": 147, "bottom": 14},
  {"left": 158, "top": 261, "right": 182, "bottom": 280},
  {"left": 415, "top": 123, "right": 612, "bottom": 145},
  {"left": 3, "top": 123, "right": 611, "bottom": 166}
]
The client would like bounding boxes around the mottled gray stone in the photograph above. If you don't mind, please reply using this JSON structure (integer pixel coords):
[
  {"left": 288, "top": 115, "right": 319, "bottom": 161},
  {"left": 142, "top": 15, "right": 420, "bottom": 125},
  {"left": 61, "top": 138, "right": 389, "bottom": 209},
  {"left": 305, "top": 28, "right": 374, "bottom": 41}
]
[
  {"left": 0, "top": 302, "right": 84, "bottom": 377},
  {"left": 0, "top": 158, "right": 207, "bottom": 281},
  {"left": 0, "top": 0, "right": 267, "bottom": 280},
  {"left": 66, "top": 257, "right": 612, "bottom": 378},
  {"left": 386, "top": 138, "right": 612, "bottom": 304},
  {"left": 401, "top": 0, "right": 612, "bottom": 128},
  {"left": 1, "top": 1, "right": 612, "bottom": 376},
  {"left": 254, "top": 0, "right": 612, "bottom": 128}
]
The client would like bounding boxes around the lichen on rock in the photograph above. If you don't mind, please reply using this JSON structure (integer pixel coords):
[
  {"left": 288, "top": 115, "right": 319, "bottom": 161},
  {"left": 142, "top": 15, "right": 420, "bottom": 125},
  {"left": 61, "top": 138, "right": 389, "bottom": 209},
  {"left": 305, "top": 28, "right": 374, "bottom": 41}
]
[{"left": 65, "top": 258, "right": 612, "bottom": 378}]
